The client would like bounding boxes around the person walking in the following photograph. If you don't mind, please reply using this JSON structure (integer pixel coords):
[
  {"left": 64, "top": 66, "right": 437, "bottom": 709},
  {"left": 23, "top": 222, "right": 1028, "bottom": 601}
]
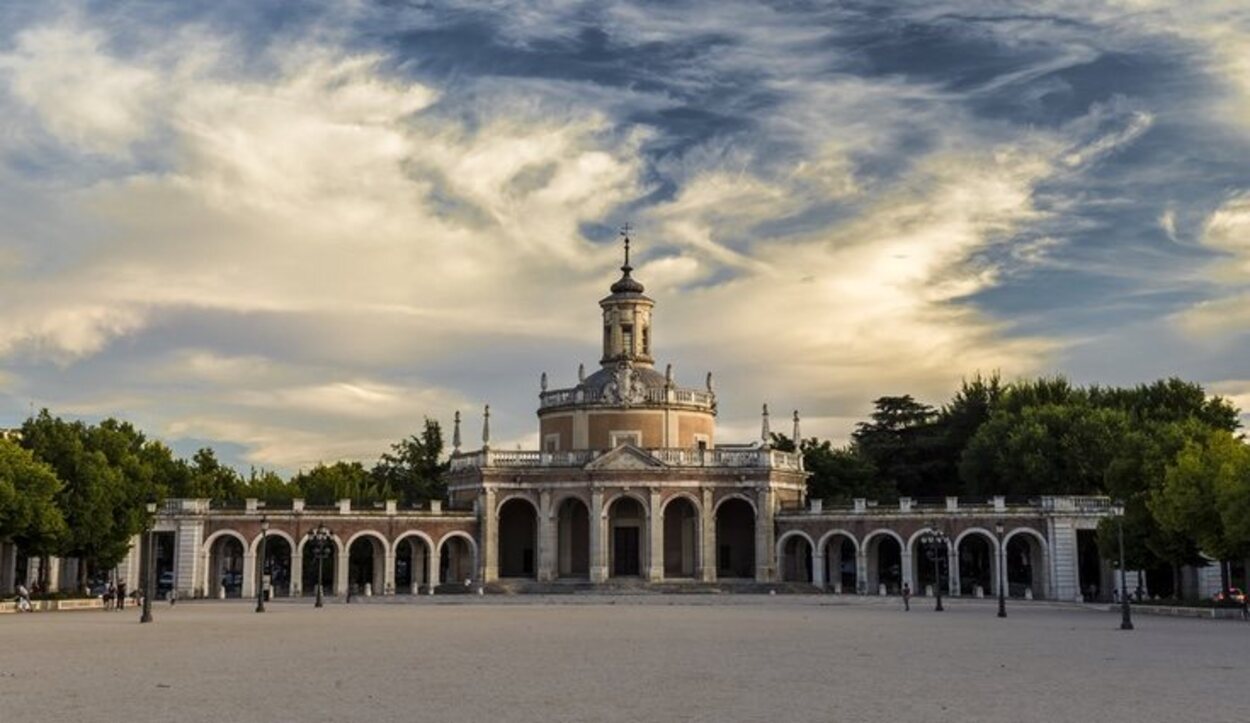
[
  {"left": 116, "top": 581, "right": 126, "bottom": 610},
  {"left": 15, "top": 582, "right": 32, "bottom": 612},
  {"left": 103, "top": 581, "right": 114, "bottom": 611},
  {"left": 902, "top": 582, "right": 912, "bottom": 612}
]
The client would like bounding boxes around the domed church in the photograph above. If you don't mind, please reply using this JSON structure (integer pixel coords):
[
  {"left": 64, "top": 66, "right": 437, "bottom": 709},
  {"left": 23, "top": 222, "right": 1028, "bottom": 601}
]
[{"left": 446, "top": 235, "right": 808, "bottom": 584}]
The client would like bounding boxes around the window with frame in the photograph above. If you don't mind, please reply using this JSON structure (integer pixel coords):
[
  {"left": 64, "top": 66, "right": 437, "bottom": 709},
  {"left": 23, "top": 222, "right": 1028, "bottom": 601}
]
[{"left": 609, "top": 431, "right": 642, "bottom": 448}]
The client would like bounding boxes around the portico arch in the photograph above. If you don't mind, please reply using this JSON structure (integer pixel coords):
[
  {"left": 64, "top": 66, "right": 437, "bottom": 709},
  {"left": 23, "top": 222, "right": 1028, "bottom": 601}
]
[
  {"left": 392, "top": 531, "right": 436, "bottom": 594},
  {"left": 607, "top": 495, "right": 648, "bottom": 577},
  {"left": 297, "top": 530, "right": 343, "bottom": 597},
  {"left": 776, "top": 530, "right": 814, "bottom": 583},
  {"left": 715, "top": 497, "right": 756, "bottom": 579},
  {"left": 498, "top": 498, "right": 539, "bottom": 579},
  {"left": 817, "top": 530, "right": 858, "bottom": 592},
  {"left": 345, "top": 530, "right": 388, "bottom": 596},
  {"left": 954, "top": 528, "right": 998, "bottom": 598},
  {"left": 863, "top": 529, "right": 904, "bottom": 595},
  {"left": 554, "top": 496, "right": 590, "bottom": 578},
  {"left": 437, "top": 531, "right": 478, "bottom": 584},
  {"left": 250, "top": 529, "right": 296, "bottom": 598},
  {"left": 909, "top": 527, "right": 953, "bottom": 596},
  {"left": 203, "top": 530, "right": 248, "bottom": 598},
  {"left": 662, "top": 495, "right": 700, "bottom": 578},
  {"left": 1004, "top": 527, "right": 1050, "bottom": 599}
]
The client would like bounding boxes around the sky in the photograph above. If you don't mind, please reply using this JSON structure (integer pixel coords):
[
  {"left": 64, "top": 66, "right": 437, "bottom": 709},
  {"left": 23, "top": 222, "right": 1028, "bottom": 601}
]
[{"left": 0, "top": 0, "right": 1248, "bottom": 473}]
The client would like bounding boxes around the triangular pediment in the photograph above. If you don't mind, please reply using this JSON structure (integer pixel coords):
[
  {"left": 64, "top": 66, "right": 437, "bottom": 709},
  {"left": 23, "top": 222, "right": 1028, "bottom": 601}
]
[{"left": 584, "top": 444, "right": 667, "bottom": 470}]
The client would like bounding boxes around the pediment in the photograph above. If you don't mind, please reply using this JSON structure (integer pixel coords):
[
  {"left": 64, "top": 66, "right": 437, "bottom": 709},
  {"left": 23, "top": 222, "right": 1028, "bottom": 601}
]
[{"left": 584, "top": 444, "right": 666, "bottom": 470}]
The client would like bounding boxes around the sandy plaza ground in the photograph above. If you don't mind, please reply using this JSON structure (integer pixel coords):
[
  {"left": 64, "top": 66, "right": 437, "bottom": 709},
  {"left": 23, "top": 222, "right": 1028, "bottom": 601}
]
[{"left": 0, "top": 595, "right": 1244, "bottom": 723}]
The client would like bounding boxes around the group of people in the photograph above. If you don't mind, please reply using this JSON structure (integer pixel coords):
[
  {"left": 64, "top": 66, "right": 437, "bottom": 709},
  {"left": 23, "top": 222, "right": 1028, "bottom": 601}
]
[{"left": 100, "top": 580, "right": 134, "bottom": 610}]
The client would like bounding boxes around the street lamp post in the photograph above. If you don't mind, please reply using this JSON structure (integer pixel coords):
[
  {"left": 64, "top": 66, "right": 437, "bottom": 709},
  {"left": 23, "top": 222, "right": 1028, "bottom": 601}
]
[
  {"left": 1115, "top": 502, "right": 1133, "bottom": 631},
  {"left": 995, "top": 521, "right": 1007, "bottom": 618},
  {"left": 255, "top": 516, "right": 269, "bottom": 613},
  {"left": 141, "top": 501, "right": 157, "bottom": 624},
  {"left": 919, "top": 526, "right": 948, "bottom": 612},
  {"left": 311, "top": 524, "right": 331, "bottom": 608}
]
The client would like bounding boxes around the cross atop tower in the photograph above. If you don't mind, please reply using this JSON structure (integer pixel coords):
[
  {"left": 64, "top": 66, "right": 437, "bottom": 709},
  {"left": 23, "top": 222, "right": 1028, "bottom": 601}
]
[{"left": 619, "top": 222, "right": 632, "bottom": 270}]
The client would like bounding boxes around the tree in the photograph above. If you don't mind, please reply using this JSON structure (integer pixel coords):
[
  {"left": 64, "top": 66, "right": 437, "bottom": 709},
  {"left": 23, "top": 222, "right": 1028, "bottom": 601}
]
[
  {"left": 852, "top": 396, "right": 944, "bottom": 497},
  {"left": 1151, "top": 429, "right": 1250, "bottom": 597},
  {"left": 0, "top": 439, "right": 67, "bottom": 561},
  {"left": 371, "top": 420, "right": 448, "bottom": 505},
  {"left": 185, "top": 448, "right": 242, "bottom": 500},
  {"left": 239, "top": 468, "right": 296, "bottom": 504},
  {"left": 292, "top": 461, "right": 381, "bottom": 506}
]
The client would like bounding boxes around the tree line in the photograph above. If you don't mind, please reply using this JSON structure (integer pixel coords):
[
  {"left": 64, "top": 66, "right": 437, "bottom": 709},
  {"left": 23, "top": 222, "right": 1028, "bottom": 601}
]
[
  {"left": 0, "top": 411, "right": 447, "bottom": 588},
  {"left": 772, "top": 375, "right": 1249, "bottom": 596}
]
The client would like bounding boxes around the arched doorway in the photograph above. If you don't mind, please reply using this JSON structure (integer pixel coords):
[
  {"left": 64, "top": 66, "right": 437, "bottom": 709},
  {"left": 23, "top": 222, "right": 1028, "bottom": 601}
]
[
  {"left": 209, "top": 535, "right": 245, "bottom": 598},
  {"left": 556, "top": 498, "right": 589, "bottom": 578},
  {"left": 261, "top": 535, "right": 293, "bottom": 597},
  {"left": 395, "top": 535, "right": 432, "bottom": 594},
  {"left": 715, "top": 498, "right": 755, "bottom": 579},
  {"left": 1077, "top": 529, "right": 1104, "bottom": 601},
  {"left": 498, "top": 498, "right": 538, "bottom": 579},
  {"left": 865, "top": 533, "right": 901, "bottom": 595},
  {"left": 779, "top": 533, "right": 813, "bottom": 582},
  {"left": 913, "top": 532, "right": 950, "bottom": 596},
  {"left": 957, "top": 532, "right": 994, "bottom": 597},
  {"left": 1006, "top": 531, "right": 1049, "bottom": 599},
  {"left": 301, "top": 535, "right": 338, "bottom": 596},
  {"left": 822, "top": 533, "right": 857, "bottom": 592},
  {"left": 663, "top": 497, "right": 698, "bottom": 578},
  {"left": 348, "top": 535, "right": 385, "bottom": 596},
  {"left": 608, "top": 496, "right": 646, "bottom": 577},
  {"left": 440, "top": 535, "right": 475, "bottom": 584}
]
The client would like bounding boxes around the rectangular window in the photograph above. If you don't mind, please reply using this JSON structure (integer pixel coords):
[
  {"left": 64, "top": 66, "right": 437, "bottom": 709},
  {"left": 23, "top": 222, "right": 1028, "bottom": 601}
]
[
  {"left": 621, "top": 324, "right": 633, "bottom": 355},
  {"left": 544, "top": 434, "right": 560, "bottom": 453},
  {"left": 609, "top": 431, "right": 642, "bottom": 448}
]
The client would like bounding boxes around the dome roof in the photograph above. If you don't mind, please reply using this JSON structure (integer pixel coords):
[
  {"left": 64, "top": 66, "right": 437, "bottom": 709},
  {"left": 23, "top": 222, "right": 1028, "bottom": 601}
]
[
  {"left": 582, "top": 364, "right": 667, "bottom": 395},
  {"left": 609, "top": 269, "right": 645, "bottom": 295}
]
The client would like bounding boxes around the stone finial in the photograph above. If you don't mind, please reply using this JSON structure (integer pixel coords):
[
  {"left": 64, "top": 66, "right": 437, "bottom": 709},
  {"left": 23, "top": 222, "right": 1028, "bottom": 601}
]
[
  {"left": 541, "top": 372, "right": 548, "bottom": 392},
  {"left": 452, "top": 410, "right": 461, "bottom": 453},
  {"left": 482, "top": 404, "right": 491, "bottom": 450},
  {"left": 792, "top": 410, "right": 801, "bottom": 447},
  {"left": 760, "top": 403, "right": 771, "bottom": 446},
  {"left": 706, "top": 372, "right": 714, "bottom": 392},
  {"left": 578, "top": 363, "right": 585, "bottom": 383},
  {"left": 665, "top": 363, "right": 673, "bottom": 385}
]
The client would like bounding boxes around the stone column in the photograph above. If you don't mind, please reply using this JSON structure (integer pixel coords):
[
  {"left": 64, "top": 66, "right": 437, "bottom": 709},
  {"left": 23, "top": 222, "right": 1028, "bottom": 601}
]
[
  {"left": 175, "top": 520, "right": 204, "bottom": 598},
  {"left": 45, "top": 556, "right": 61, "bottom": 593},
  {"left": 481, "top": 488, "right": 498, "bottom": 583},
  {"left": 589, "top": 487, "right": 606, "bottom": 583},
  {"left": 335, "top": 550, "right": 349, "bottom": 596},
  {"left": 538, "top": 489, "right": 555, "bottom": 582},
  {"left": 856, "top": 547, "right": 868, "bottom": 595},
  {"left": 900, "top": 549, "right": 913, "bottom": 594},
  {"left": 383, "top": 546, "right": 396, "bottom": 595},
  {"left": 428, "top": 544, "right": 441, "bottom": 593},
  {"left": 241, "top": 552, "right": 256, "bottom": 599},
  {"left": 290, "top": 547, "right": 303, "bottom": 597},
  {"left": 812, "top": 550, "right": 825, "bottom": 587},
  {"left": 700, "top": 487, "right": 715, "bottom": 582},
  {"left": 755, "top": 486, "right": 775, "bottom": 583},
  {"left": 648, "top": 488, "right": 664, "bottom": 582},
  {"left": 949, "top": 545, "right": 961, "bottom": 597}
]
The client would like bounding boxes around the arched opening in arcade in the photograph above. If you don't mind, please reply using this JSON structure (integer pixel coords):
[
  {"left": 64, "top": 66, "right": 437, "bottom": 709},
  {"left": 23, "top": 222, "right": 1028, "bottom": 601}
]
[
  {"left": 348, "top": 535, "right": 386, "bottom": 596},
  {"left": 1076, "top": 530, "right": 1105, "bottom": 601},
  {"left": 822, "top": 534, "right": 857, "bottom": 593},
  {"left": 1006, "top": 531, "right": 1049, "bottom": 599},
  {"left": 608, "top": 496, "right": 646, "bottom": 578},
  {"left": 779, "top": 534, "right": 813, "bottom": 583},
  {"left": 912, "top": 533, "right": 950, "bottom": 596},
  {"left": 957, "top": 532, "right": 995, "bottom": 598},
  {"left": 440, "top": 535, "right": 475, "bottom": 584},
  {"left": 556, "top": 497, "right": 590, "bottom": 578},
  {"left": 395, "top": 536, "right": 432, "bottom": 594},
  {"left": 865, "top": 533, "right": 901, "bottom": 595},
  {"left": 301, "top": 536, "right": 338, "bottom": 596},
  {"left": 715, "top": 498, "right": 755, "bottom": 579},
  {"left": 663, "top": 497, "right": 698, "bottom": 578},
  {"left": 209, "top": 535, "right": 245, "bottom": 598},
  {"left": 498, "top": 498, "right": 538, "bottom": 579},
  {"left": 260, "top": 535, "right": 293, "bottom": 597}
]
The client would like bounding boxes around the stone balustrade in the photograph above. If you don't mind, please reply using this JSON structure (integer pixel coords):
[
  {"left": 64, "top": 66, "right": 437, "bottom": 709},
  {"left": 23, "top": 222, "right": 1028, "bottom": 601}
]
[
  {"left": 538, "top": 384, "right": 715, "bottom": 411},
  {"left": 449, "top": 446, "right": 801, "bottom": 471}
]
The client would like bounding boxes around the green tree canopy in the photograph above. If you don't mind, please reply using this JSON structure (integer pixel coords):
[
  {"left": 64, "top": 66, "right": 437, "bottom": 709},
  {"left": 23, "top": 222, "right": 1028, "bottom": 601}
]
[{"left": 0, "top": 439, "right": 67, "bottom": 557}]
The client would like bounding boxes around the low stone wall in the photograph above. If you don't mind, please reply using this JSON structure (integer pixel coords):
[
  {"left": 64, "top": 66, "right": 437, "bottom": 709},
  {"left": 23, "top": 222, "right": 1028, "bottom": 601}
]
[
  {"left": 1119, "top": 604, "right": 1246, "bottom": 620},
  {"left": 0, "top": 598, "right": 106, "bottom": 613}
]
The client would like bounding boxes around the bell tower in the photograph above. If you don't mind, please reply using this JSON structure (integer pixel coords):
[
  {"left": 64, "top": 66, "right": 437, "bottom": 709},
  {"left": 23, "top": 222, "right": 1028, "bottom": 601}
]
[{"left": 600, "top": 231, "right": 655, "bottom": 367}]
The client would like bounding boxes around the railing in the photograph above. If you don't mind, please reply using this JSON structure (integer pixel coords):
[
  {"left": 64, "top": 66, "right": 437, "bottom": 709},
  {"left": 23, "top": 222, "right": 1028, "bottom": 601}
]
[
  {"left": 538, "top": 384, "right": 716, "bottom": 410},
  {"left": 450, "top": 447, "right": 802, "bottom": 470}
]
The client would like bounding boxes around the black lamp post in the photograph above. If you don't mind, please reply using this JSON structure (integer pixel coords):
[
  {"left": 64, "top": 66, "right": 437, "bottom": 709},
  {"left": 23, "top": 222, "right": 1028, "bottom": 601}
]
[
  {"left": 919, "top": 526, "right": 948, "bottom": 612},
  {"left": 1115, "top": 501, "right": 1133, "bottom": 631},
  {"left": 141, "top": 501, "right": 157, "bottom": 624},
  {"left": 311, "top": 524, "right": 331, "bottom": 608},
  {"left": 255, "top": 516, "right": 269, "bottom": 613},
  {"left": 995, "top": 520, "right": 1007, "bottom": 618}
]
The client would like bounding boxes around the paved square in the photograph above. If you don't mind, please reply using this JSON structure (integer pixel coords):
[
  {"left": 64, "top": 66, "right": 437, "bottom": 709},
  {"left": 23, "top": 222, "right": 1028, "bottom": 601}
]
[{"left": 0, "top": 597, "right": 1243, "bottom": 723}]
